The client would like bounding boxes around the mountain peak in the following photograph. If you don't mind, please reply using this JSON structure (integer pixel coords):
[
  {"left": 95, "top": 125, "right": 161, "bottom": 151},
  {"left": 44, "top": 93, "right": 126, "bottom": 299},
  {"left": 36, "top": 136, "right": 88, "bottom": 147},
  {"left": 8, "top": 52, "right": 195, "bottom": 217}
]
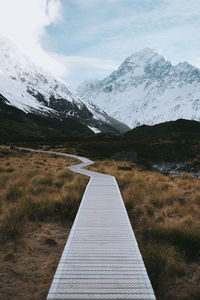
[
  {"left": 0, "top": 35, "right": 16, "bottom": 49},
  {"left": 0, "top": 35, "right": 36, "bottom": 76},
  {"left": 175, "top": 61, "right": 196, "bottom": 71},
  {"left": 132, "top": 47, "right": 157, "bottom": 56},
  {"left": 78, "top": 49, "right": 200, "bottom": 128},
  {"left": 0, "top": 35, "right": 129, "bottom": 134},
  {"left": 128, "top": 48, "right": 163, "bottom": 65},
  {"left": 109, "top": 48, "right": 169, "bottom": 80}
]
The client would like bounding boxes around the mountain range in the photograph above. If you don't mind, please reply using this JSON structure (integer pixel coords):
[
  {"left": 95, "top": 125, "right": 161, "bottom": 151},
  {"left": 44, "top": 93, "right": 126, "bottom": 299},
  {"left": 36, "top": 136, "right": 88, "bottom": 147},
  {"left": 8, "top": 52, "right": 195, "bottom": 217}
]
[
  {"left": 78, "top": 48, "right": 200, "bottom": 128},
  {"left": 1, "top": 38, "right": 200, "bottom": 137},
  {"left": 0, "top": 37, "right": 129, "bottom": 134}
]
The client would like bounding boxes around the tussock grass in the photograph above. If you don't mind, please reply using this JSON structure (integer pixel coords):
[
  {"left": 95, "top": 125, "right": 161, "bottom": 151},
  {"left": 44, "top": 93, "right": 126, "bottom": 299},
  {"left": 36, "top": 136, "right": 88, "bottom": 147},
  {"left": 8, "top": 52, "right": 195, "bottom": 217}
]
[
  {"left": 0, "top": 166, "right": 5, "bottom": 172},
  {"left": 1, "top": 207, "right": 25, "bottom": 240},
  {"left": 89, "top": 159, "right": 200, "bottom": 300},
  {"left": 143, "top": 223, "right": 200, "bottom": 260},
  {"left": 57, "top": 170, "right": 73, "bottom": 180},
  {"left": 0, "top": 148, "right": 87, "bottom": 242},
  {"left": 0, "top": 146, "right": 88, "bottom": 299},
  {"left": 35, "top": 174, "right": 54, "bottom": 186},
  {"left": 5, "top": 184, "right": 23, "bottom": 201}
]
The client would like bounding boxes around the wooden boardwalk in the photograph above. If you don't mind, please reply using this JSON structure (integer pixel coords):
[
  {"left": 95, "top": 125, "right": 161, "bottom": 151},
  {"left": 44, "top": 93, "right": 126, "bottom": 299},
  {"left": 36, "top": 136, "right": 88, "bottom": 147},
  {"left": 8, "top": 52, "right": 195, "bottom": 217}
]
[{"left": 37, "top": 151, "right": 156, "bottom": 300}]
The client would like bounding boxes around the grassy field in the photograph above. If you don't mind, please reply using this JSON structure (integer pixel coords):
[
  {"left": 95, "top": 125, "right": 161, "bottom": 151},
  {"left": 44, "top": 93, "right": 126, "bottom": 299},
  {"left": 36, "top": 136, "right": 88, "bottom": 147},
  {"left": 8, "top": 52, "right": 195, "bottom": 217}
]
[
  {"left": 89, "top": 160, "right": 200, "bottom": 300},
  {"left": 0, "top": 146, "right": 88, "bottom": 300},
  {"left": 1, "top": 146, "right": 200, "bottom": 300}
]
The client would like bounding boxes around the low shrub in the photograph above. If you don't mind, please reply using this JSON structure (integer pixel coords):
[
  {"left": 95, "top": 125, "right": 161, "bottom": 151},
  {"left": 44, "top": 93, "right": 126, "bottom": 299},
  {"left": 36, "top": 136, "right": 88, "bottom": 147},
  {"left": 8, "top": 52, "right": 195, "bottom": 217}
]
[
  {"left": 6, "top": 184, "right": 22, "bottom": 201},
  {"left": 36, "top": 175, "right": 53, "bottom": 186},
  {"left": 143, "top": 224, "right": 200, "bottom": 260},
  {"left": 0, "top": 207, "right": 24, "bottom": 241}
]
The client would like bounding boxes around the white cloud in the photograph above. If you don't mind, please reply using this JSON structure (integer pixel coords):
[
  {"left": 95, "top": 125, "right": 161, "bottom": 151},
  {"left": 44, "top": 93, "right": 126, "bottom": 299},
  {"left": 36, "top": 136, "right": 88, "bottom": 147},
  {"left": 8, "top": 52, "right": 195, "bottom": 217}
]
[
  {"left": 47, "top": 0, "right": 62, "bottom": 23},
  {"left": 73, "top": 0, "right": 124, "bottom": 8},
  {"left": 54, "top": 54, "right": 118, "bottom": 71},
  {"left": 1, "top": 0, "right": 200, "bottom": 87},
  {"left": 0, "top": 0, "right": 65, "bottom": 77},
  {"left": 51, "top": 53, "right": 119, "bottom": 87},
  {"left": 70, "top": 0, "right": 200, "bottom": 68},
  {"left": 0, "top": 0, "right": 123, "bottom": 86}
]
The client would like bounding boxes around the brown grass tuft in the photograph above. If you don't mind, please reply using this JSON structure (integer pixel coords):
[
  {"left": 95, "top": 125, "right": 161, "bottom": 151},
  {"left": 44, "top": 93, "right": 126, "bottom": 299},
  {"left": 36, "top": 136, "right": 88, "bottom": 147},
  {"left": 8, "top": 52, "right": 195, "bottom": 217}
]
[
  {"left": 0, "top": 146, "right": 88, "bottom": 299},
  {"left": 89, "top": 159, "right": 200, "bottom": 300}
]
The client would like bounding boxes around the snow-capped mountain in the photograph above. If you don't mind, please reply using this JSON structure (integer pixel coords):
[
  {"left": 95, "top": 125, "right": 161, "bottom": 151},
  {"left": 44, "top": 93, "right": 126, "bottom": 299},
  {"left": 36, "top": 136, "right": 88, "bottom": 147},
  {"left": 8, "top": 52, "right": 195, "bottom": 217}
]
[
  {"left": 78, "top": 48, "right": 200, "bottom": 128},
  {"left": 0, "top": 37, "right": 129, "bottom": 133}
]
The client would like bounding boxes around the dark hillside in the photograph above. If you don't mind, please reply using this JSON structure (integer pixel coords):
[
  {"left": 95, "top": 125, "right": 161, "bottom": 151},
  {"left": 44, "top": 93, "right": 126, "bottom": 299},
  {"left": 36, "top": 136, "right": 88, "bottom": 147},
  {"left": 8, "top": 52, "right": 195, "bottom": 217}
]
[
  {"left": 122, "top": 119, "right": 200, "bottom": 161},
  {"left": 124, "top": 119, "right": 200, "bottom": 140},
  {"left": 0, "top": 94, "right": 92, "bottom": 143},
  {"left": 1, "top": 106, "right": 200, "bottom": 163}
]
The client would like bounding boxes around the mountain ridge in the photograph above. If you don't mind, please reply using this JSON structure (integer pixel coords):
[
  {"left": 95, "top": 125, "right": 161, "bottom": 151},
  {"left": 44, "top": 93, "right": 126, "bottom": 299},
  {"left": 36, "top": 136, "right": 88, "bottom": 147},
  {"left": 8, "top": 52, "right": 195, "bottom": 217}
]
[
  {"left": 0, "top": 36, "right": 129, "bottom": 134},
  {"left": 78, "top": 48, "right": 200, "bottom": 128}
]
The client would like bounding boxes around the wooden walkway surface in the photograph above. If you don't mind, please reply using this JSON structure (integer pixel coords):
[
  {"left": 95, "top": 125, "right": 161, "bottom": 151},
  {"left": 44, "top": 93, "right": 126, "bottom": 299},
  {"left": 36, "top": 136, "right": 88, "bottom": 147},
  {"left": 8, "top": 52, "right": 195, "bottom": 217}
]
[{"left": 33, "top": 151, "right": 155, "bottom": 300}]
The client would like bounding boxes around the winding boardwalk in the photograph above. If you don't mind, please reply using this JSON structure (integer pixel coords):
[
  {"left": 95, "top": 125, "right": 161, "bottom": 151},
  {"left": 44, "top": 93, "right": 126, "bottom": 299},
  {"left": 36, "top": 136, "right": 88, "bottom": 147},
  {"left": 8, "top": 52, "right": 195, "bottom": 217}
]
[{"left": 30, "top": 150, "right": 156, "bottom": 300}]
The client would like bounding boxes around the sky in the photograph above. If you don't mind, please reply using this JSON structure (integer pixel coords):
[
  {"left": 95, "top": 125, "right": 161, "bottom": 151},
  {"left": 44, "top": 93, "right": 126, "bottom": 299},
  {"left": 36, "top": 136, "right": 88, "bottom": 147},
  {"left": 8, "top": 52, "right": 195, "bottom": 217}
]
[{"left": 1, "top": 0, "right": 200, "bottom": 88}]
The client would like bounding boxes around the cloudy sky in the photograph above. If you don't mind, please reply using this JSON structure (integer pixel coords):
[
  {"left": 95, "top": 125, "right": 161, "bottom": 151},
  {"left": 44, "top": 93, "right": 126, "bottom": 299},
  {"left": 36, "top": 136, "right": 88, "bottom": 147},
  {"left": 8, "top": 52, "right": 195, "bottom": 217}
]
[{"left": 1, "top": 0, "right": 200, "bottom": 87}]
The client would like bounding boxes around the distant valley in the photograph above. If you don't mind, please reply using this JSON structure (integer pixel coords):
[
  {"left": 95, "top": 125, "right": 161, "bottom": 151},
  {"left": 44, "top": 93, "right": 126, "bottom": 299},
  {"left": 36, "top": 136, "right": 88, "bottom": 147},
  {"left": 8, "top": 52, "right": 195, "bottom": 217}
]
[{"left": 0, "top": 38, "right": 199, "bottom": 171}]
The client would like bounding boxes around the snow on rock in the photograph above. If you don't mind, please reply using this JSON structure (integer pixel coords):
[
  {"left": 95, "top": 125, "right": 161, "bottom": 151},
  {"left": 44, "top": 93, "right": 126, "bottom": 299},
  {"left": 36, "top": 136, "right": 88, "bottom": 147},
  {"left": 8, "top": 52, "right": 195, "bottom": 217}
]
[
  {"left": 0, "top": 36, "right": 83, "bottom": 111},
  {"left": 88, "top": 126, "right": 101, "bottom": 133},
  {"left": 0, "top": 36, "right": 129, "bottom": 133},
  {"left": 0, "top": 73, "right": 48, "bottom": 112},
  {"left": 78, "top": 48, "right": 200, "bottom": 128}
]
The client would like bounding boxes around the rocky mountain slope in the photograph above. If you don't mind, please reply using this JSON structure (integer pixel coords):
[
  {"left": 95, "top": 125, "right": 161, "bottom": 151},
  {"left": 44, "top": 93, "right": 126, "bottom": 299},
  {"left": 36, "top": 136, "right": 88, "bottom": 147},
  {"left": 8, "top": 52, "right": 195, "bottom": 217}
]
[
  {"left": 0, "top": 37, "right": 129, "bottom": 134},
  {"left": 78, "top": 48, "right": 200, "bottom": 128}
]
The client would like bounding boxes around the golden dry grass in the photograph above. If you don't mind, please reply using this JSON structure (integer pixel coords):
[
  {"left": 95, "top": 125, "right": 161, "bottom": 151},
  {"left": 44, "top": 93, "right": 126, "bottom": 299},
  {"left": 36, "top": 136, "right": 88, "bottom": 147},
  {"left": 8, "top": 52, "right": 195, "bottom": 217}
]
[
  {"left": 0, "top": 146, "right": 88, "bottom": 300},
  {"left": 89, "top": 160, "right": 200, "bottom": 300},
  {"left": 1, "top": 145, "right": 200, "bottom": 300}
]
